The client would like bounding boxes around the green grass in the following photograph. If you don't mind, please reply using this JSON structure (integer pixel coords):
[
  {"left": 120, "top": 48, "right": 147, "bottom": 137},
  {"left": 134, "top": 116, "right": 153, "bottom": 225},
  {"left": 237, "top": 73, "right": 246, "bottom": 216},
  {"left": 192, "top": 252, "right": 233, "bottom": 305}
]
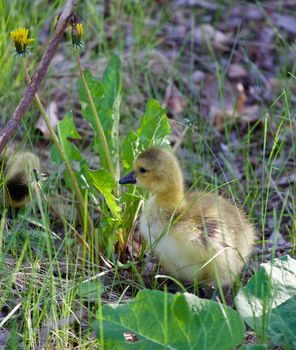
[{"left": 1, "top": 0, "right": 296, "bottom": 348}]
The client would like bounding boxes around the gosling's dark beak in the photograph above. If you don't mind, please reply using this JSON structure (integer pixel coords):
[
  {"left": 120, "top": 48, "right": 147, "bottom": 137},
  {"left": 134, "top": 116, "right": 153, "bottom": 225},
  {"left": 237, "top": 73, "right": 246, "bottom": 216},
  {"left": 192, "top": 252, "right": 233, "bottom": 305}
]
[{"left": 119, "top": 171, "right": 137, "bottom": 185}]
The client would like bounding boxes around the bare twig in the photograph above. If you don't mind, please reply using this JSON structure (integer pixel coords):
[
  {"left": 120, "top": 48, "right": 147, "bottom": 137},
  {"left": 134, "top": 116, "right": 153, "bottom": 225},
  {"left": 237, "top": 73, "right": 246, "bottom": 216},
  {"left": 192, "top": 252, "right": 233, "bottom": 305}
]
[{"left": 0, "top": 0, "right": 76, "bottom": 154}]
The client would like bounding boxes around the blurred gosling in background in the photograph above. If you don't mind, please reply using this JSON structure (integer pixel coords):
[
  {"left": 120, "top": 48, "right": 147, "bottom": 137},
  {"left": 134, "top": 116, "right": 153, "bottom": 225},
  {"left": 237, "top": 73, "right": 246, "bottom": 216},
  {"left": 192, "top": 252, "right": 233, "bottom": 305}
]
[{"left": 1, "top": 148, "right": 40, "bottom": 209}]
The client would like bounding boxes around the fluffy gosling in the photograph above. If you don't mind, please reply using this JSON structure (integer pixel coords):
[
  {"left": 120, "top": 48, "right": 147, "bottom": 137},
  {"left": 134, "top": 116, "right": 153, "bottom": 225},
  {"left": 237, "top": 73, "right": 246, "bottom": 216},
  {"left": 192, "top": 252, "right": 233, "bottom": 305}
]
[{"left": 120, "top": 147, "right": 256, "bottom": 286}]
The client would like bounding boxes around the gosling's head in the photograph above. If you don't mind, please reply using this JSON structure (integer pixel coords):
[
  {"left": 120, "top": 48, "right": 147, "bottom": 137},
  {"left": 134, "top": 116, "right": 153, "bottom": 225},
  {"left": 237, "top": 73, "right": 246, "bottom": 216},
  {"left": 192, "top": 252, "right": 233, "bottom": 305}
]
[{"left": 120, "top": 147, "right": 184, "bottom": 196}]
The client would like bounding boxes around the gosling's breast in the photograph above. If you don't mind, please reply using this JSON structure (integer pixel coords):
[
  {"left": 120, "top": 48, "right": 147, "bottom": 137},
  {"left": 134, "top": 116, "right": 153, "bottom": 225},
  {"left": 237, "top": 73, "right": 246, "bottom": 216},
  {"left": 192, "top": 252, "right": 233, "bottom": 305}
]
[
  {"left": 140, "top": 197, "right": 168, "bottom": 244},
  {"left": 139, "top": 198, "right": 210, "bottom": 280}
]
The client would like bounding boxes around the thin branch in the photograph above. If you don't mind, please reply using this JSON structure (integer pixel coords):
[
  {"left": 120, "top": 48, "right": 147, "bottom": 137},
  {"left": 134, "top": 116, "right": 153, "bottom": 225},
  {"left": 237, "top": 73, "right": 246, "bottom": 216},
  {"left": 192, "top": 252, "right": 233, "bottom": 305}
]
[{"left": 0, "top": 0, "right": 76, "bottom": 154}]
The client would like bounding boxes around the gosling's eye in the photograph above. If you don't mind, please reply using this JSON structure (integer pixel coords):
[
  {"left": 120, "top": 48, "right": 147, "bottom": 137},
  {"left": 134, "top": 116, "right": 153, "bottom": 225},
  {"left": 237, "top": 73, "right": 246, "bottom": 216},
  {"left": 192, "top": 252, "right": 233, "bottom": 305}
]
[{"left": 139, "top": 167, "right": 147, "bottom": 174}]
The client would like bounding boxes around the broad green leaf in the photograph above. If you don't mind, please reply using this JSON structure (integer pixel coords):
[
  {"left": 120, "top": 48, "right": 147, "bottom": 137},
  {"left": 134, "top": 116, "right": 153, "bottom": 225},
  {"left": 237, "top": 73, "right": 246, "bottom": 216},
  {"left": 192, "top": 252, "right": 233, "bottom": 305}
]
[
  {"left": 121, "top": 131, "right": 139, "bottom": 170},
  {"left": 235, "top": 255, "right": 296, "bottom": 349},
  {"left": 51, "top": 111, "right": 82, "bottom": 164},
  {"left": 82, "top": 165, "right": 121, "bottom": 218},
  {"left": 121, "top": 99, "right": 171, "bottom": 171},
  {"left": 93, "top": 289, "right": 245, "bottom": 350},
  {"left": 138, "top": 99, "right": 170, "bottom": 147}
]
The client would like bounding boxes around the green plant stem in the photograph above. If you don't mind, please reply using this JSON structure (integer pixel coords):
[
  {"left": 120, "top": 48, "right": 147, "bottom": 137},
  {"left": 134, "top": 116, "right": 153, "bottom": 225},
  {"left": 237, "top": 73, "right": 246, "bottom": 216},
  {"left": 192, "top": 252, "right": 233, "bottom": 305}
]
[
  {"left": 23, "top": 63, "right": 96, "bottom": 247},
  {"left": 76, "top": 54, "right": 126, "bottom": 254},
  {"left": 75, "top": 53, "right": 114, "bottom": 178}
]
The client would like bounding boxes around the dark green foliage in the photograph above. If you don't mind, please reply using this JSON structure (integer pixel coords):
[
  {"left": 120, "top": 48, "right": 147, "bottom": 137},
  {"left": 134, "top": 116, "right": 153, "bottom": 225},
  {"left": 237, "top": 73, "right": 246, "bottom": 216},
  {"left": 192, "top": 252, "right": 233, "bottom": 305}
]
[{"left": 94, "top": 289, "right": 245, "bottom": 350}]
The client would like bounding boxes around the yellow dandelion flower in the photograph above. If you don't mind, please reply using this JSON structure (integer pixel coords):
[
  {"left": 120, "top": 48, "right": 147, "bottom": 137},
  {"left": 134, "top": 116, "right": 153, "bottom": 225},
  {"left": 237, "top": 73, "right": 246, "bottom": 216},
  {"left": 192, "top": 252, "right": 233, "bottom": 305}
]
[
  {"left": 76, "top": 23, "right": 84, "bottom": 38},
  {"left": 71, "top": 22, "right": 84, "bottom": 51},
  {"left": 10, "top": 27, "right": 34, "bottom": 56}
]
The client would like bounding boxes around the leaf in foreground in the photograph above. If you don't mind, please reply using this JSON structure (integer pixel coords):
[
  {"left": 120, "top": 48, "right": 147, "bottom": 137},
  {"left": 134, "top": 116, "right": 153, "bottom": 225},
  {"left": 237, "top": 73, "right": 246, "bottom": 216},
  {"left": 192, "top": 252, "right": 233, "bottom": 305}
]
[
  {"left": 93, "top": 289, "right": 245, "bottom": 350},
  {"left": 235, "top": 255, "right": 296, "bottom": 349}
]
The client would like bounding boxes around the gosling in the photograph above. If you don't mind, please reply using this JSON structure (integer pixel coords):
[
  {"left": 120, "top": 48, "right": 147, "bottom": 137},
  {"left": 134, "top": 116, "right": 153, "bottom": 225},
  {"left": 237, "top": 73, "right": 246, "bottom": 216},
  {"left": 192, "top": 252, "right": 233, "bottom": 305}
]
[
  {"left": 1, "top": 148, "right": 40, "bottom": 208},
  {"left": 120, "top": 147, "right": 256, "bottom": 286}
]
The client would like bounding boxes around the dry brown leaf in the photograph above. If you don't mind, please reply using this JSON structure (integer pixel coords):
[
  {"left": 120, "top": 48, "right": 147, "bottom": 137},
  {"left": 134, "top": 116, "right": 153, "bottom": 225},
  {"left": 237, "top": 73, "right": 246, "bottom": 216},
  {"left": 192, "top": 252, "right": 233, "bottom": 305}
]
[
  {"left": 202, "top": 74, "right": 234, "bottom": 102},
  {"left": 35, "top": 101, "right": 59, "bottom": 139},
  {"left": 194, "top": 24, "right": 232, "bottom": 50},
  {"left": 209, "top": 82, "right": 259, "bottom": 130},
  {"left": 148, "top": 50, "right": 172, "bottom": 76},
  {"left": 210, "top": 103, "right": 260, "bottom": 130},
  {"left": 228, "top": 64, "right": 248, "bottom": 79},
  {"left": 192, "top": 70, "right": 206, "bottom": 84},
  {"left": 0, "top": 328, "right": 9, "bottom": 348},
  {"left": 240, "top": 105, "right": 260, "bottom": 123},
  {"left": 235, "top": 83, "right": 247, "bottom": 112},
  {"left": 272, "top": 13, "right": 296, "bottom": 35},
  {"left": 165, "top": 24, "right": 187, "bottom": 40},
  {"left": 277, "top": 173, "right": 296, "bottom": 186},
  {"left": 163, "top": 83, "right": 187, "bottom": 116},
  {"left": 175, "top": 0, "right": 219, "bottom": 10}
]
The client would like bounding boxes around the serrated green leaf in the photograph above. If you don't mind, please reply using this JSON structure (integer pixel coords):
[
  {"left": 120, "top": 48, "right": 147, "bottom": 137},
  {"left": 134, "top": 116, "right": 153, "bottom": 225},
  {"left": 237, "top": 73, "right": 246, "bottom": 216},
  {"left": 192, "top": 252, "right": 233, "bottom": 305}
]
[
  {"left": 51, "top": 112, "right": 82, "bottom": 164},
  {"left": 235, "top": 255, "right": 296, "bottom": 349},
  {"left": 121, "top": 99, "right": 171, "bottom": 172},
  {"left": 93, "top": 289, "right": 245, "bottom": 350},
  {"left": 138, "top": 99, "right": 170, "bottom": 146},
  {"left": 121, "top": 131, "right": 139, "bottom": 171},
  {"left": 82, "top": 165, "right": 121, "bottom": 218}
]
